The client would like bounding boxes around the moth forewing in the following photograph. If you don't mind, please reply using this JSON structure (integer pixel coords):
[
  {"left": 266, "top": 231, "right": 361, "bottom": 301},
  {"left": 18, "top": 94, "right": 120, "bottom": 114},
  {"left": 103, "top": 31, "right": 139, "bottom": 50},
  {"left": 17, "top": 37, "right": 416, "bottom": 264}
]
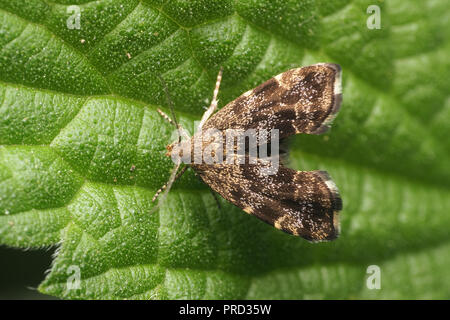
[{"left": 159, "top": 63, "right": 343, "bottom": 242}]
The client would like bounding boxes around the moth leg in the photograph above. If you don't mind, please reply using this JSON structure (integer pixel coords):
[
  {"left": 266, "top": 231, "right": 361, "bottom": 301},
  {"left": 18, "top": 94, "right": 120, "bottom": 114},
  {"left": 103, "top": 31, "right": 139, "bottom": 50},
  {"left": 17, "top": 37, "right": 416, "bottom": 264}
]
[
  {"left": 198, "top": 67, "right": 223, "bottom": 130},
  {"left": 150, "top": 163, "right": 188, "bottom": 216},
  {"left": 157, "top": 108, "right": 190, "bottom": 140},
  {"left": 157, "top": 108, "right": 176, "bottom": 127},
  {"left": 152, "top": 164, "right": 187, "bottom": 202}
]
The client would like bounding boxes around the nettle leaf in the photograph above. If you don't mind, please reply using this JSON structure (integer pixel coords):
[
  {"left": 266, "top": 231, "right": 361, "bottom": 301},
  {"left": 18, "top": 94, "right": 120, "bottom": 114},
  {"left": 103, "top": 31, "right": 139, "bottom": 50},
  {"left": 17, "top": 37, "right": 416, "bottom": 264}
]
[{"left": 0, "top": 0, "right": 449, "bottom": 299}]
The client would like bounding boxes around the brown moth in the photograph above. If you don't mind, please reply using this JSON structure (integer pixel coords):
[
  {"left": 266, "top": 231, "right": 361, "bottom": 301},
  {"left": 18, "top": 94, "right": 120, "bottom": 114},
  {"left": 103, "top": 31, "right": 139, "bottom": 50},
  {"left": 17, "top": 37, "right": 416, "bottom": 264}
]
[{"left": 154, "top": 63, "right": 343, "bottom": 242}]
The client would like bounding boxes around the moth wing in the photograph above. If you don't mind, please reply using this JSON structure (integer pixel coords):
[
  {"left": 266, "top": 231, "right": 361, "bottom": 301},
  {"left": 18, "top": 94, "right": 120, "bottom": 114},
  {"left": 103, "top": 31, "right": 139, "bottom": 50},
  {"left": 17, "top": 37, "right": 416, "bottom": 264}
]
[
  {"left": 194, "top": 162, "right": 342, "bottom": 241},
  {"left": 203, "top": 63, "right": 342, "bottom": 138}
]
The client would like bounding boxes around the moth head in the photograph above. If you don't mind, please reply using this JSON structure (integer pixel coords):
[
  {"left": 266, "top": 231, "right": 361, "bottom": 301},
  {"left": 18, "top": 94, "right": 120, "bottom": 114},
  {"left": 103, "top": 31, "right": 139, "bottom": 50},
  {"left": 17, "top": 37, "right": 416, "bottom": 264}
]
[
  {"left": 165, "top": 140, "right": 191, "bottom": 161},
  {"left": 165, "top": 143, "right": 174, "bottom": 157}
]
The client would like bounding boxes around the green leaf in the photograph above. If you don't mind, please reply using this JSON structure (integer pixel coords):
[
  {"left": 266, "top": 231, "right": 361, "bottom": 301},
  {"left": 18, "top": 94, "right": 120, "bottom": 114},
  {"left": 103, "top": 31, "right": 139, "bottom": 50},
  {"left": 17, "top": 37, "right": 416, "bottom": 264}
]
[{"left": 0, "top": 0, "right": 449, "bottom": 299}]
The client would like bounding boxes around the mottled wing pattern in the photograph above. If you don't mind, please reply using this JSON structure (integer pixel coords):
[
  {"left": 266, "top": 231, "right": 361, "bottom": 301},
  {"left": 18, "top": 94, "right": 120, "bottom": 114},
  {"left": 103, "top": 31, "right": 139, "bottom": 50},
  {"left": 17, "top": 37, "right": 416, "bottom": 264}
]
[
  {"left": 188, "top": 63, "right": 343, "bottom": 241},
  {"left": 203, "top": 63, "right": 342, "bottom": 137},
  {"left": 193, "top": 159, "right": 342, "bottom": 241}
]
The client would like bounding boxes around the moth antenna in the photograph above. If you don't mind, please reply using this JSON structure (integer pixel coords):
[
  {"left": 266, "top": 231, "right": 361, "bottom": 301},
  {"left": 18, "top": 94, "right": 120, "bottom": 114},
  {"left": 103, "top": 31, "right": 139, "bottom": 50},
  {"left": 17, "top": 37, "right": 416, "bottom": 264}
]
[
  {"left": 157, "top": 74, "right": 182, "bottom": 144},
  {"left": 198, "top": 66, "right": 223, "bottom": 130}
]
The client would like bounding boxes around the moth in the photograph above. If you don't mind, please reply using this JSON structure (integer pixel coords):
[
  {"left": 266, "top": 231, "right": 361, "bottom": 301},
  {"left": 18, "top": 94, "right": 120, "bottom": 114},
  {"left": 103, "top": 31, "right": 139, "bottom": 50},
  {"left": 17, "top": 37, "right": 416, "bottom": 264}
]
[{"left": 154, "top": 63, "right": 343, "bottom": 242}]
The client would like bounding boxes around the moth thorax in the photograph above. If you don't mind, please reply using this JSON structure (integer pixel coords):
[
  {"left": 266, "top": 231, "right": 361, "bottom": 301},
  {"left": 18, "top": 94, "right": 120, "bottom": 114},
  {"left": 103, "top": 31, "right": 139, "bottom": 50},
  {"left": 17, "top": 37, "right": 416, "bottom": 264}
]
[{"left": 167, "top": 133, "right": 223, "bottom": 165}]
